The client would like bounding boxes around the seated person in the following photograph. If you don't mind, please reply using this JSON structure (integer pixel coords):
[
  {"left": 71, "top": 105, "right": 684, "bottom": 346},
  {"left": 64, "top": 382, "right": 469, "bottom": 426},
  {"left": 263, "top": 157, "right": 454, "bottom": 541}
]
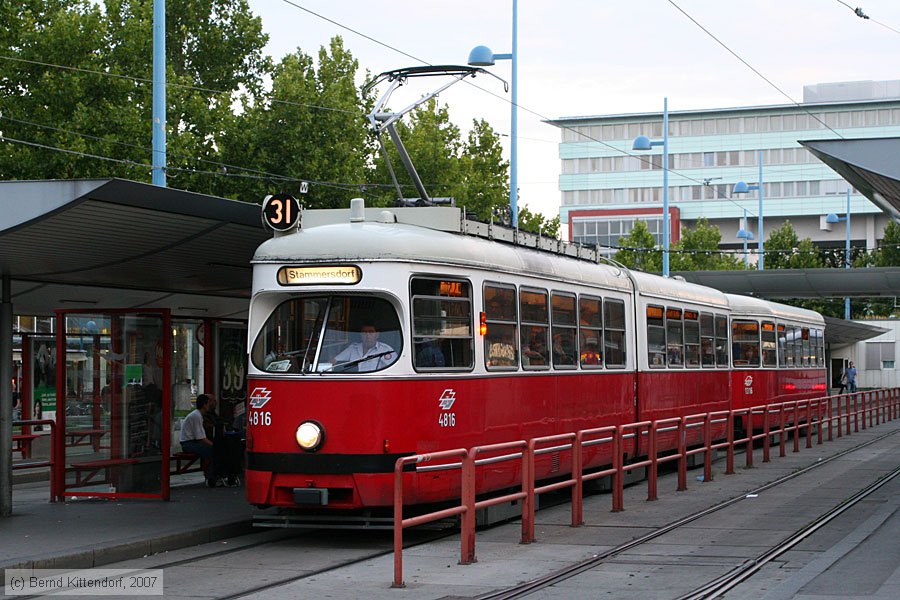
[
  {"left": 744, "top": 346, "right": 759, "bottom": 366},
  {"left": 416, "top": 339, "right": 445, "bottom": 368},
  {"left": 522, "top": 335, "right": 549, "bottom": 366},
  {"left": 179, "top": 395, "right": 226, "bottom": 487},
  {"left": 668, "top": 346, "right": 682, "bottom": 365},
  {"left": 333, "top": 324, "right": 397, "bottom": 372},
  {"left": 552, "top": 333, "right": 575, "bottom": 366}
]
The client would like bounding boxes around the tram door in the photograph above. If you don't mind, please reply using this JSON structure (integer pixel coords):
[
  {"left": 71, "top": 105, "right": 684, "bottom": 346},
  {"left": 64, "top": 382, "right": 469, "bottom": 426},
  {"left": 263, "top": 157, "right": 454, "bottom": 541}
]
[{"left": 57, "top": 310, "right": 171, "bottom": 500}]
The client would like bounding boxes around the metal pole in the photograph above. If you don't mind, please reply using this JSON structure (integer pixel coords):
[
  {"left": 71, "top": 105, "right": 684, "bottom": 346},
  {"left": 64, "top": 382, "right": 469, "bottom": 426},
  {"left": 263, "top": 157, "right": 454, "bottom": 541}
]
[
  {"left": 845, "top": 188, "right": 851, "bottom": 319},
  {"left": 662, "top": 97, "right": 669, "bottom": 277},
  {"left": 510, "top": 0, "right": 518, "bottom": 228},
  {"left": 1, "top": 274, "right": 13, "bottom": 517},
  {"left": 151, "top": 0, "right": 167, "bottom": 186},
  {"left": 757, "top": 149, "right": 764, "bottom": 270},
  {"left": 743, "top": 209, "right": 749, "bottom": 269}
]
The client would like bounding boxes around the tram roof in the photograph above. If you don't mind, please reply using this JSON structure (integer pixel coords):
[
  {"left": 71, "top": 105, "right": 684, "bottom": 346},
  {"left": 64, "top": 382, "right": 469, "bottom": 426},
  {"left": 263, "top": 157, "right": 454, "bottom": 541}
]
[
  {"left": 725, "top": 293, "right": 826, "bottom": 326},
  {"left": 629, "top": 271, "right": 730, "bottom": 309},
  {"left": 0, "top": 179, "right": 269, "bottom": 319},
  {"left": 253, "top": 210, "right": 634, "bottom": 293}
]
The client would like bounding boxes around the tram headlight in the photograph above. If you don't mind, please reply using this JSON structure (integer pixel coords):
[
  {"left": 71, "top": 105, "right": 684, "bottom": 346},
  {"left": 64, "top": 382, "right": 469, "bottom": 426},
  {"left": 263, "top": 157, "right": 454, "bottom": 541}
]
[{"left": 295, "top": 421, "right": 324, "bottom": 452}]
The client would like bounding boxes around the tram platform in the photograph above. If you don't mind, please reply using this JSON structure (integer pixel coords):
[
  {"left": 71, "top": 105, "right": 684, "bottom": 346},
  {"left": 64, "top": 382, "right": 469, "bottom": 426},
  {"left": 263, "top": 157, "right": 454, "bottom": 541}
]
[
  {"left": 1, "top": 418, "right": 899, "bottom": 599},
  {"left": 0, "top": 474, "right": 254, "bottom": 573}
]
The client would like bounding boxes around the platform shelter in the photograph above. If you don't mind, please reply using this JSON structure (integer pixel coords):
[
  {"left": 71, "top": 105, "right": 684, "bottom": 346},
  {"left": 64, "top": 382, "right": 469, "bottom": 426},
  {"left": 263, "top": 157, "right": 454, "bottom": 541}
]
[{"left": 1, "top": 179, "right": 270, "bottom": 504}]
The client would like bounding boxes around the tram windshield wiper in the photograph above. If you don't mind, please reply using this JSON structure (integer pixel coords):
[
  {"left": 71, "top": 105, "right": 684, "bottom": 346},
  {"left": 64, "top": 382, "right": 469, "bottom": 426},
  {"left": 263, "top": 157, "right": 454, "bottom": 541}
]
[{"left": 321, "top": 350, "right": 394, "bottom": 374}]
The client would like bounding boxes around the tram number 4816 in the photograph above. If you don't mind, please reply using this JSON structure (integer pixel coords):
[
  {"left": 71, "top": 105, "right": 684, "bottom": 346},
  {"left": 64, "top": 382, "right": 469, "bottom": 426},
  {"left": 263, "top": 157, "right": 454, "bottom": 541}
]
[
  {"left": 438, "top": 412, "right": 456, "bottom": 428},
  {"left": 249, "top": 411, "right": 272, "bottom": 426}
]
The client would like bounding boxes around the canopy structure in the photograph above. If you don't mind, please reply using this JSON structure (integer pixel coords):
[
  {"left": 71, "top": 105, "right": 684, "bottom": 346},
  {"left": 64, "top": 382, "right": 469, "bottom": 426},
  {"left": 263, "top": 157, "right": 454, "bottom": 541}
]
[
  {"left": 674, "top": 268, "right": 893, "bottom": 348},
  {"left": 674, "top": 267, "right": 900, "bottom": 300},
  {"left": 801, "top": 137, "right": 900, "bottom": 221},
  {"left": 1, "top": 179, "right": 270, "bottom": 319}
]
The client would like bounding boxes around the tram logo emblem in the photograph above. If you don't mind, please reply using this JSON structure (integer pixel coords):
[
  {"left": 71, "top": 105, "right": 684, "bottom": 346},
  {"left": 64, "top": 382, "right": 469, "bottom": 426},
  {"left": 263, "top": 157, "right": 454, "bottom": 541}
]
[
  {"left": 249, "top": 387, "right": 272, "bottom": 409},
  {"left": 438, "top": 389, "right": 457, "bottom": 410},
  {"left": 744, "top": 376, "right": 754, "bottom": 388}
]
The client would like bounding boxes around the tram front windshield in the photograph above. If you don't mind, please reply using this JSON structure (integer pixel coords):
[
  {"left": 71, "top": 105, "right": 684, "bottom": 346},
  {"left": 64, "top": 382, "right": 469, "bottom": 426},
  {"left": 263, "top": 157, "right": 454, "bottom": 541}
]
[{"left": 251, "top": 295, "right": 402, "bottom": 374}]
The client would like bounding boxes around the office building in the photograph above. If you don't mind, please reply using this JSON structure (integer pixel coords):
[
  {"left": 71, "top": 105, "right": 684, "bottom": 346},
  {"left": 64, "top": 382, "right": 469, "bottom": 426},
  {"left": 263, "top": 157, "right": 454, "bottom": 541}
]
[{"left": 550, "top": 80, "right": 900, "bottom": 261}]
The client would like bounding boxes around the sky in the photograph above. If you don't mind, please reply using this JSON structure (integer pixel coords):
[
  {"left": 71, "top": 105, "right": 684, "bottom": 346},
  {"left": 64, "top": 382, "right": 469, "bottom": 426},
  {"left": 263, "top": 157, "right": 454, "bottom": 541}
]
[{"left": 245, "top": 0, "right": 900, "bottom": 220}]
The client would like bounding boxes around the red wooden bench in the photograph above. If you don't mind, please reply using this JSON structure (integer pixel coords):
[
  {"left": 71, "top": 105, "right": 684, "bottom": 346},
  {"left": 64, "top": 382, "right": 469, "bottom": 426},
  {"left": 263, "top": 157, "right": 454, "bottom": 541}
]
[
  {"left": 171, "top": 451, "right": 203, "bottom": 475},
  {"left": 12, "top": 433, "right": 39, "bottom": 460},
  {"left": 66, "top": 428, "right": 109, "bottom": 449},
  {"left": 67, "top": 458, "right": 137, "bottom": 487}
]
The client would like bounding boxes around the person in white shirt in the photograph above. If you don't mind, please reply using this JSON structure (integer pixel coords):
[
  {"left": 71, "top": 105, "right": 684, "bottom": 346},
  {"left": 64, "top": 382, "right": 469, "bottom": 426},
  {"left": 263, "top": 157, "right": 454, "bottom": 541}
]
[
  {"left": 333, "top": 324, "right": 396, "bottom": 372},
  {"left": 179, "top": 395, "right": 224, "bottom": 487}
]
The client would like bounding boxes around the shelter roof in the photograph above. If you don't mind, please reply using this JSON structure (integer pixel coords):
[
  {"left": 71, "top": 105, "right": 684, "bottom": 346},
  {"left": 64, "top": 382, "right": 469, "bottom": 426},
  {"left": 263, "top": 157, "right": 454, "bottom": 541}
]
[
  {"left": 674, "top": 267, "right": 900, "bottom": 299},
  {"left": 674, "top": 268, "right": 894, "bottom": 348},
  {"left": 800, "top": 137, "right": 900, "bottom": 220},
  {"left": 0, "top": 179, "right": 270, "bottom": 320}
]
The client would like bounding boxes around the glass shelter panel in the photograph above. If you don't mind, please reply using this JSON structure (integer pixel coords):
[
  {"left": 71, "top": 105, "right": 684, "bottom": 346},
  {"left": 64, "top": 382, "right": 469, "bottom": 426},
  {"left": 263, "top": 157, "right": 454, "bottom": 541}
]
[{"left": 62, "top": 311, "right": 169, "bottom": 499}]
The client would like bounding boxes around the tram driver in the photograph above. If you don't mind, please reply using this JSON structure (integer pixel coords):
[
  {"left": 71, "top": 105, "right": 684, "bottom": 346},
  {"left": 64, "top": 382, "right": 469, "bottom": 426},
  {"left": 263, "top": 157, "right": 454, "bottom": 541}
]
[{"left": 333, "top": 324, "right": 397, "bottom": 372}]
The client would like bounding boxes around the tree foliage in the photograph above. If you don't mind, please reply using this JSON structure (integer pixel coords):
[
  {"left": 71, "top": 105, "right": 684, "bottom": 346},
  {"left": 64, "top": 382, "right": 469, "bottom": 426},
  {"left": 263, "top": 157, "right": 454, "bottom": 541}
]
[
  {"left": 220, "top": 37, "right": 371, "bottom": 206},
  {"left": 874, "top": 220, "right": 900, "bottom": 266},
  {"left": 0, "top": 3, "right": 645, "bottom": 232},
  {"left": 0, "top": 1, "right": 271, "bottom": 191},
  {"left": 614, "top": 220, "right": 661, "bottom": 272},
  {"left": 670, "top": 218, "right": 742, "bottom": 271}
]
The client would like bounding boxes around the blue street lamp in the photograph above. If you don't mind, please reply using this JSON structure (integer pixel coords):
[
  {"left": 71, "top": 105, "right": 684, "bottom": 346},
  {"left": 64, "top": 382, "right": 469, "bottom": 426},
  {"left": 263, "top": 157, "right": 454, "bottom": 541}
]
[
  {"left": 468, "top": 0, "right": 518, "bottom": 228},
  {"left": 736, "top": 209, "right": 755, "bottom": 269},
  {"left": 733, "top": 149, "right": 765, "bottom": 269},
  {"left": 632, "top": 98, "right": 670, "bottom": 277},
  {"left": 151, "top": 0, "right": 166, "bottom": 186},
  {"left": 826, "top": 189, "right": 852, "bottom": 319}
]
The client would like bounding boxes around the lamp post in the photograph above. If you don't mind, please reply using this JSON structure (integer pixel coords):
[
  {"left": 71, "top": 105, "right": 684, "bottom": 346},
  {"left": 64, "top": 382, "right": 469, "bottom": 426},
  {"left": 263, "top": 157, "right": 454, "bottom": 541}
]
[
  {"left": 632, "top": 98, "right": 670, "bottom": 277},
  {"left": 151, "top": 0, "right": 166, "bottom": 187},
  {"left": 736, "top": 209, "right": 755, "bottom": 270},
  {"left": 468, "top": 0, "right": 518, "bottom": 228},
  {"left": 826, "top": 189, "right": 852, "bottom": 319},
  {"left": 732, "top": 149, "right": 764, "bottom": 269}
]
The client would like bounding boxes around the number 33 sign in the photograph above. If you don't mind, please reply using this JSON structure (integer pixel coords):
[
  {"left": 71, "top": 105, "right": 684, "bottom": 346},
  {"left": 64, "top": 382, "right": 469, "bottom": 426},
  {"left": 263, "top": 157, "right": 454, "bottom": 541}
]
[{"left": 262, "top": 193, "right": 301, "bottom": 232}]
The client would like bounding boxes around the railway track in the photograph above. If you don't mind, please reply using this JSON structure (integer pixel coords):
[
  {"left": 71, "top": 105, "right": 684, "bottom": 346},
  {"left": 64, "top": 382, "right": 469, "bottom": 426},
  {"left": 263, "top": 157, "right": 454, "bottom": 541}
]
[{"left": 474, "top": 426, "right": 900, "bottom": 600}]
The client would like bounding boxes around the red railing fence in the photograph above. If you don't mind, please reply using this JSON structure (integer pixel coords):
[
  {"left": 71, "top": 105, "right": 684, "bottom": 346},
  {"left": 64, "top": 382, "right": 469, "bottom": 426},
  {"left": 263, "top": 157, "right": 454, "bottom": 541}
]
[{"left": 391, "top": 388, "right": 899, "bottom": 587}]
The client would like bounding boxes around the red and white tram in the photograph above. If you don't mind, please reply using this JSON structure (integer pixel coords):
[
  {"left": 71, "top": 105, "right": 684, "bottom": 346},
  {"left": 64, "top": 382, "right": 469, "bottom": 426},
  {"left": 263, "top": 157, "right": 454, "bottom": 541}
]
[
  {"left": 725, "top": 293, "right": 827, "bottom": 433},
  {"left": 244, "top": 201, "right": 826, "bottom": 515}
]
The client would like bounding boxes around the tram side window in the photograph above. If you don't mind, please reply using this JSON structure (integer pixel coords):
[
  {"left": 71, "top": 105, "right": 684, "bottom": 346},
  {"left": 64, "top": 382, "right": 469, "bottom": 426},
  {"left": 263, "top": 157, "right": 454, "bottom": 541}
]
[
  {"left": 520, "top": 289, "right": 550, "bottom": 369},
  {"left": 579, "top": 296, "right": 603, "bottom": 368},
  {"left": 700, "top": 313, "right": 715, "bottom": 367},
  {"left": 551, "top": 292, "right": 577, "bottom": 369},
  {"left": 684, "top": 310, "right": 700, "bottom": 367},
  {"left": 647, "top": 305, "right": 666, "bottom": 368},
  {"left": 762, "top": 321, "right": 777, "bottom": 367},
  {"left": 411, "top": 278, "right": 474, "bottom": 371},
  {"left": 784, "top": 326, "right": 796, "bottom": 367},
  {"left": 816, "top": 329, "right": 825, "bottom": 366},
  {"left": 732, "top": 320, "right": 760, "bottom": 367},
  {"left": 251, "top": 295, "right": 402, "bottom": 374},
  {"left": 790, "top": 326, "right": 801, "bottom": 367},
  {"left": 801, "top": 328, "right": 811, "bottom": 367},
  {"left": 715, "top": 315, "right": 729, "bottom": 367},
  {"left": 603, "top": 299, "right": 626, "bottom": 368},
  {"left": 484, "top": 284, "right": 518, "bottom": 369},
  {"left": 666, "top": 308, "right": 684, "bottom": 367},
  {"left": 777, "top": 324, "right": 787, "bottom": 367}
]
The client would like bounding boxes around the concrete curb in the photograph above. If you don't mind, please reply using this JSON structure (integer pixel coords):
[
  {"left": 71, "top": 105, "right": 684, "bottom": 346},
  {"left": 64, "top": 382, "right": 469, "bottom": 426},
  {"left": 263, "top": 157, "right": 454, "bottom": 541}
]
[{"left": 0, "top": 519, "right": 255, "bottom": 576}]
